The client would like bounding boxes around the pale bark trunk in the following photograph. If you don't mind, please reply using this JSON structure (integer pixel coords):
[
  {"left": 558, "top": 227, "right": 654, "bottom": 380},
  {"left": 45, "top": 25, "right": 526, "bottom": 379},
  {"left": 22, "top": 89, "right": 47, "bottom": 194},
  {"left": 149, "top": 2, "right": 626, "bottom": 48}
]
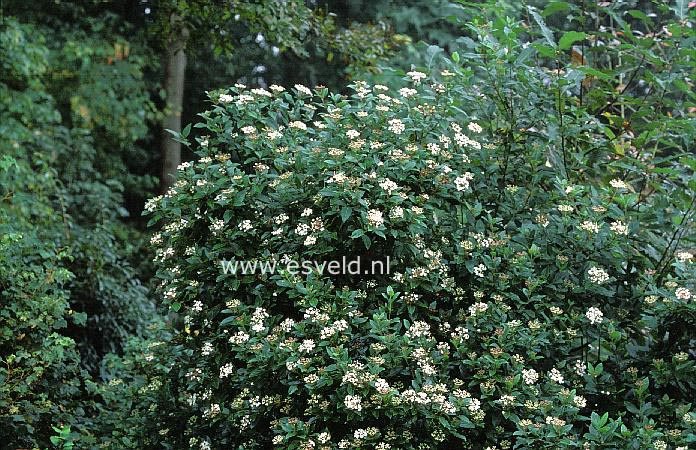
[{"left": 161, "top": 21, "right": 188, "bottom": 192}]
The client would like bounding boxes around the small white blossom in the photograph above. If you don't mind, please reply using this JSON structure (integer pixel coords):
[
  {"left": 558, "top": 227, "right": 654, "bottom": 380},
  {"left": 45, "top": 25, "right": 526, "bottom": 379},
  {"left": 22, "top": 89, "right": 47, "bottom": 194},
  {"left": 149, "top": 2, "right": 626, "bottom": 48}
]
[
  {"left": 588, "top": 266, "right": 609, "bottom": 284},
  {"left": 388, "top": 118, "right": 405, "bottom": 135},
  {"left": 675, "top": 287, "right": 692, "bottom": 300},
  {"left": 454, "top": 172, "right": 474, "bottom": 191},
  {"left": 585, "top": 307, "right": 604, "bottom": 325},
  {"left": 522, "top": 368, "right": 539, "bottom": 385}
]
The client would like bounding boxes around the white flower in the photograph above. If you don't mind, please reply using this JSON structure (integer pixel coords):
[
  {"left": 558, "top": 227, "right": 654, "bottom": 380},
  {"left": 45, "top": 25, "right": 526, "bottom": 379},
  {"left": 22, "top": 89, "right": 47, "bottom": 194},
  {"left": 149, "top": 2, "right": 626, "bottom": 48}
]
[
  {"left": 144, "top": 196, "right": 162, "bottom": 213},
  {"left": 269, "top": 84, "right": 285, "bottom": 92},
  {"left": 653, "top": 441, "right": 667, "bottom": 450},
  {"left": 399, "top": 87, "right": 418, "bottom": 98},
  {"left": 675, "top": 287, "right": 692, "bottom": 300},
  {"left": 289, "top": 121, "right": 307, "bottom": 130},
  {"left": 219, "top": 93, "right": 234, "bottom": 103},
  {"left": 201, "top": 342, "right": 214, "bottom": 356},
  {"left": 610, "top": 179, "right": 629, "bottom": 189},
  {"left": 238, "top": 220, "right": 253, "bottom": 232},
  {"left": 467, "top": 397, "right": 481, "bottom": 412},
  {"left": 406, "top": 321, "right": 431, "bottom": 339},
  {"left": 241, "top": 125, "right": 256, "bottom": 135},
  {"left": 387, "top": 118, "right": 405, "bottom": 135},
  {"left": 467, "top": 122, "right": 483, "bottom": 133},
  {"left": 522, "top": 368, "right": 538, "bottom": 385},
  {"left": 379, "top": 178, "right": 399, "bottom": 195},
  {"left": 610, "top": 220, "right": 629, "bottom": 235},
  {"left": 585, "top": 307, "right": 604, "bottom": 325},
  {"left": 473, "top": 263, "right": 487, "bottom": 278},
  {"left": 294, "top": 84, "right": 312, "bottom": 96},
  {"left": 407, "top": 70, "right": 427, "bottom": 84},
  {"left": 389, "top": 206, "right": 404, "bottom": 219},
  {"left": 299, "top": 339, "right": 316, "bottom": 353},
  {"left": 274, "top": 213, "right": 289, "bottom": 224},
  {"left": 548, "top": 368, "right": 564, "bottom": 384},
  {"left": 304, "top": 235, "right": 317, "bottom": 246},
  {"left": 573, "top": 395, "right": 587, "bottom": 408},
  {"left": 344, "top": 394, "right": 363, "bottom": 411},
  {"left": 367, "top": 209, "right": 385, "bottom": 227},
  {"left": 251, "top": 88, "right": 272, "bottom": 97},
  {"left": 229, "top": 331, "right": 250, "bottom": 345},
  {"left": 580, "top": 221, "right": 600, "bottom": 233},
  {"left": 468, "top": 302, "right": 488, "bottom": 316},
  {"left": 676, "top": 251, "right": 694, "bottom": 263},
  {"left": 295, "top": 223, "right": 310, "bottom": 236},
  {"left": 454, "top": 172, "right": 474, "bottom": 191},
  {"left": 676, "top": 251, "right": 693, "bottom": 263},
  {"left": 588, "top": 266, "right": 609, "bottom": 284},
  {"left": 374, "top": 378, "right": 391, "bottom": 395},
  {"left": 574, "top": 360, "right": 587, "bottom": 376},
  {"left": 267, "top": 130, "right": 282, "bottom": 140},
  {"left": 346, "top": 129, "right": 360, "bottom": 139},
  {"left": 219, "top": 363, "right": 234, "bottom": 378}
]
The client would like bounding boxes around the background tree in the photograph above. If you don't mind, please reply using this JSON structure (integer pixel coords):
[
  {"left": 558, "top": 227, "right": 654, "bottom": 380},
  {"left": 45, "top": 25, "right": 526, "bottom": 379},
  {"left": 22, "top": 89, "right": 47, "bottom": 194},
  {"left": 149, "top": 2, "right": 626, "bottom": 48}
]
[{"left": 145, "top": 0, "right": 403, "bottom": 191}]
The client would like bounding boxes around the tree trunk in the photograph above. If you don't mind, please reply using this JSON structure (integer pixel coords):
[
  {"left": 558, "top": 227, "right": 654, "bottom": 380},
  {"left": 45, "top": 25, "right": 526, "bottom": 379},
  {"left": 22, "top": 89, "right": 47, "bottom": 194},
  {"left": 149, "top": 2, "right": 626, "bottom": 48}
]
[{"left": 161, "top": 20, "right": 189, "bottom": 192}]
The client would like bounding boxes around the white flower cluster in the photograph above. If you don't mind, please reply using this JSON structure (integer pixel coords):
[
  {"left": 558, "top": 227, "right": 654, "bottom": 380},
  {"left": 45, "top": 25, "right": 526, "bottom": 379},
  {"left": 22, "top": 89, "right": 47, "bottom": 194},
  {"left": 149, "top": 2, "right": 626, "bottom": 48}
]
[
  {"left": 454, "top": 172, "right": 474, "bottom": 191},
  {"left": 406, "top": 321, "right": 432, "bottom": 339},
  {"left": 675, "top": 287, "right": 692, "bottom": 300},
  {"left": 580, "top": 220, "right": 600, "bottom": 233},
  {"left": 367, "top": 209, "right": 385, "bottom": 227},
  {"left": 379, "top": 178, "right": 400, "bottom": 195},
  {"left": 610, "top": 220, "right": 629, "bottom": 235},
  {"left": 587, "top": 266, "right": 609, "bottom": 284},
  {"left": 320, "top": 319, "right": 349, "bottom": 339},
  {"left": 201, "top": 342, "right": 214, "bottom": 356},
  {"left": 585, "top": 307, "right": 604, "bottom": 325},
  {"left": 250, "top": 307, "right": 269, "bottom": 333},
  {"left": 229, "top": 331, "right": 250, "bottom": 345},
  {"left": 344, "top": 394, "right": 363, "bottom": 411},
  {"left": 468, "top": 302, "right": 488, "bottom": 317},
  {"left": 406, "top": 70, "right": 427, "bottom": 84},
  {"left": 294, "top": 84, "right": 312, "bottom": 96},
  {"left": 387, "top": 118, "right": 405, "bottom": 135},
  {"left": 548, "top": 368, "right": 564, "bottom": 384},
  {"left": 610, "top": 179, "right": 629, "bottom": 189},
  {"left": 473, "top": 263, "right": 487, "bottom": 278},
  {"left": 676, "top": 251, "right": 693, "bottom": 263},
  {"left": 238, "top": 219, "right": 253, "bottom": 232},
  {"left": 522, "top": 368, "right": 538, "bottom": 385},
  {"left": 298, "top": 339, "right": 316, "bottom": 353},
  {"left": 219, "top": 362, "right": 234, "bottom": 379}
]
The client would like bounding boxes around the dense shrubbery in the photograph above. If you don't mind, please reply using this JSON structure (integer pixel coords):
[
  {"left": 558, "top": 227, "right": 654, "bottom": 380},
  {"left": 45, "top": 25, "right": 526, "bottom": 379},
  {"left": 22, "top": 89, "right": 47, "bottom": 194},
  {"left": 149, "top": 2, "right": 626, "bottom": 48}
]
[
  {"left": 1, "top": 1, "right": 694, "bottom": 449},
  {"left": 0, "top": 18, "right": 156, "bottom": 447},
  {"left": 141, "top": 46, "right": 694, "bottom": 448}
]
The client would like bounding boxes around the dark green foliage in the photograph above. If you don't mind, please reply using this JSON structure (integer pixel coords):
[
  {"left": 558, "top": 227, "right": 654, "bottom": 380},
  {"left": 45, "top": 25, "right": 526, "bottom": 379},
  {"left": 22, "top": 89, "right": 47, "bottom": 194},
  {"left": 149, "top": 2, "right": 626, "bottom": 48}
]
[
  {"left": 1, "top": 1, "right": 694, "bottom": 448},
  {"left": 0, "top": 18, "right": 156, "bottom": 447}
]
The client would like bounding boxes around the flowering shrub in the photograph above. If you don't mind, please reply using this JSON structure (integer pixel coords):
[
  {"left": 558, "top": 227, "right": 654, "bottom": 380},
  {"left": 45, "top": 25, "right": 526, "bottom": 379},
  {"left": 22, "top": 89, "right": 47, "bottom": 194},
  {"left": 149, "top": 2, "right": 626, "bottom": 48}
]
[{"left": 143, "top": 65, "right": 695, "bottom": 448}]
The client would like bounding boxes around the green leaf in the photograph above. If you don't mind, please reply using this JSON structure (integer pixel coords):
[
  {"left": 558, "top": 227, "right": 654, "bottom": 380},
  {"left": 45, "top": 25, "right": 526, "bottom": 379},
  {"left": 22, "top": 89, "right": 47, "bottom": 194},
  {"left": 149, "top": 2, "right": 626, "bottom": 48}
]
[
  {"left": 451, "top": 51, "right": 460, "bottom": 63},
  {"left": 181, "top": 123, "right": 192, "bottom": 138},
  {"left": 528, "top": 7, "right": 556, "bottom": 47},
  {"left": 350, "top": 229, "right": 364, "bottom": 239},
  {"left": 340, "top": 207, "right": 352, "bottom": 223},
  {"left": 542, "top": 1, "right": 570, "bottom": 17},
  {"left": 673, "top": 0, "right": 688, "bottom": 20},
  {"left": 559, "top": 31, "right": 586, "bottom": 50}
]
